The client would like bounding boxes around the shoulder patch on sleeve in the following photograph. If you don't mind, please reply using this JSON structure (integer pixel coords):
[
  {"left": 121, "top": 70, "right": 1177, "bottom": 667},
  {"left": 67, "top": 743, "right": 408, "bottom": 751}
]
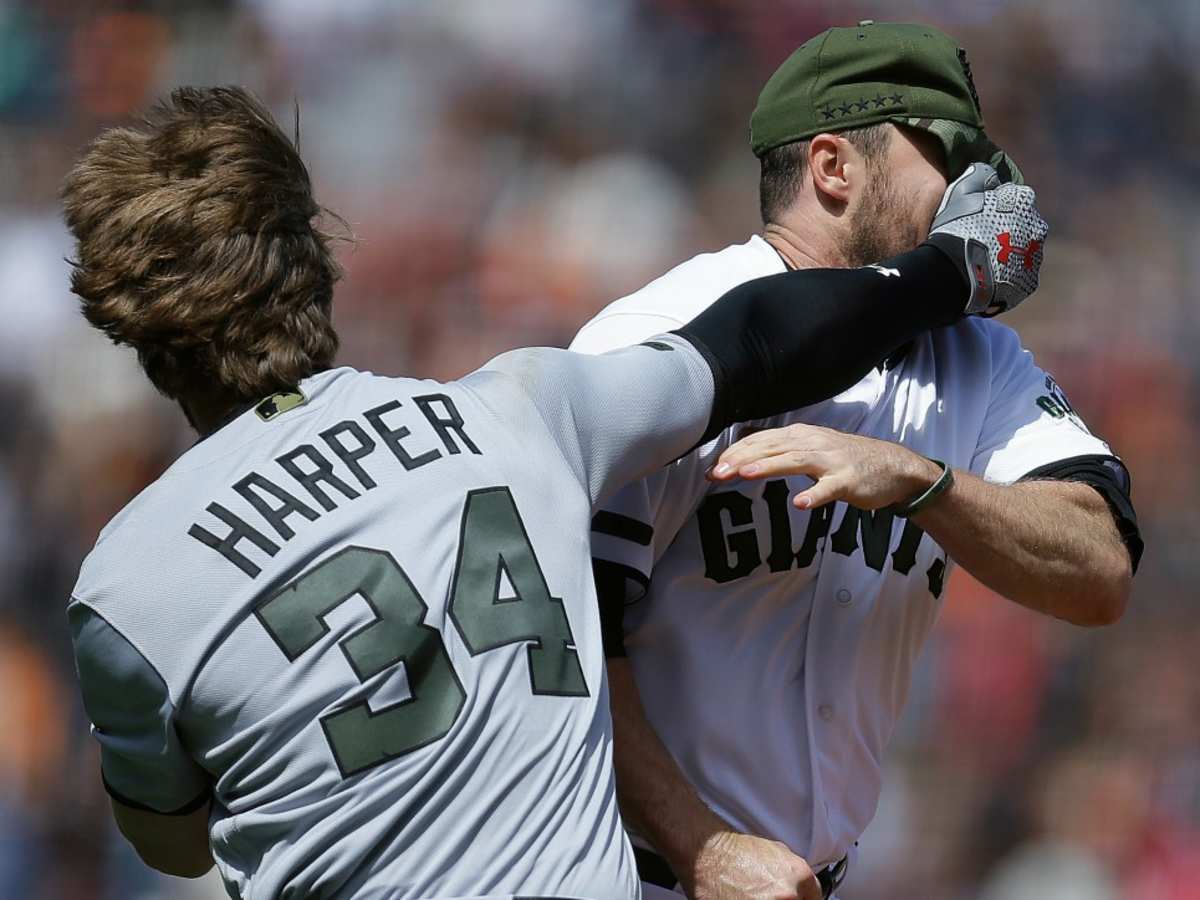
[{"left": 1035, "top": 374, "right": 1087, "bottom": 431}]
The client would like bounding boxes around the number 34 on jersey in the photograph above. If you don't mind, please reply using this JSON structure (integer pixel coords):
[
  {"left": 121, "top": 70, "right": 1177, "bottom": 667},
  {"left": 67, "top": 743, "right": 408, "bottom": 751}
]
[{"left": 256, "top": 486, "right": 588, "bottom": 777}]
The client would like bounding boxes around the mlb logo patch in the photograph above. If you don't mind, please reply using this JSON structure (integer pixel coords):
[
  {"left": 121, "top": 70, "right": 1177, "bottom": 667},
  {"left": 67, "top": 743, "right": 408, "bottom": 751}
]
[{"left": 256, "top": 389, "right": 307, "bottom": 422}]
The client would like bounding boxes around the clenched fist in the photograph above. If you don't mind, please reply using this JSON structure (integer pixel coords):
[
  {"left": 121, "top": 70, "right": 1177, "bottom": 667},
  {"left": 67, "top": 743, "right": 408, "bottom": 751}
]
[
  {"left": 924, "top": 162, "right": 1049, "bottom": 316},
  {"left": 686, "top": 831, "right": 823, "bottom": 900}
]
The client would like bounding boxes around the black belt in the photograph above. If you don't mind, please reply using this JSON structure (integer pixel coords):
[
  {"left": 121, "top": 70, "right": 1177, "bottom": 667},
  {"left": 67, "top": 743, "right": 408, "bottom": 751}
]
[{"left": 634, "top": 846, "right": 848, "bottom": 898}]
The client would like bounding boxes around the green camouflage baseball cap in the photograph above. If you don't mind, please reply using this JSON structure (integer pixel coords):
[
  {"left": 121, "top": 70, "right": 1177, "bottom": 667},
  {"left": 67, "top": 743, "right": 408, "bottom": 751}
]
[{"left": 750, "top": 20, "right": 1023, "bottom": 184}]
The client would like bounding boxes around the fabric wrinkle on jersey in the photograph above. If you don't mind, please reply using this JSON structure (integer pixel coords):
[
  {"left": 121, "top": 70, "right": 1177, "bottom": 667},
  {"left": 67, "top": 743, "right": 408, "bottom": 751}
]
[
  {"left": 68, "top": 340, "right": 725, "bottom": 900},
  {"left": 571, "top": 235, "right": 1119, "bottom": 870}
]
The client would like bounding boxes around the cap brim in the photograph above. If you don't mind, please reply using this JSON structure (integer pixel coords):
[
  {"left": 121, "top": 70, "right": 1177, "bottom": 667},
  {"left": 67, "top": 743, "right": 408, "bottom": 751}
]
[{"left": 894, "top": 117, "right": 1023, "bottom": 185}]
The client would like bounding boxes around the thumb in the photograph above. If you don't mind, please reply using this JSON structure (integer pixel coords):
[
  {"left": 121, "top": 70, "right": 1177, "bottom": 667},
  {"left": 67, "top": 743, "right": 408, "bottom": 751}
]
[
  {"left": 797, "top": 868, "right": 823, "bottom": 900},
  {"left": 933, "top": 162, "right": 996, "bottom": 221},
  {"left": 793, "top": 474, "right": 844, "bottom": 510}
]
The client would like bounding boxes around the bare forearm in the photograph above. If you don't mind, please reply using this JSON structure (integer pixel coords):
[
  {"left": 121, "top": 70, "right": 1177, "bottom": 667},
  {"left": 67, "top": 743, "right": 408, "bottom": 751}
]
[
  {"left": 608, "top": 659, "right": 825, "bottom": 897},
  {"left": 607, "top": 659, "right": 727, "bottom": 879},
  {"left": 912, "top": 469, "right": 1131, "bottom": 625},
  {"left": 711, "top": 425, "right": 1134, "bottom": 624}
]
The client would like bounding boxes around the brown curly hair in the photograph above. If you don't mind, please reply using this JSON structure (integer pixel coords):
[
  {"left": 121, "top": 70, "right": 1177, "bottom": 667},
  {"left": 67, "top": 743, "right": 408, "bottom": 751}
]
[{"left": 62, "top": 86, "right": 342, "bottom": 403}]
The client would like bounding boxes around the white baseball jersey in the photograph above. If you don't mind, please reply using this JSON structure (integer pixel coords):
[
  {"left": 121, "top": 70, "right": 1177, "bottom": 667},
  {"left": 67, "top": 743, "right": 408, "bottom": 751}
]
[
  {"left": 571, "top": 236, "right": 1116, "bottom": 870},
  {"left": 69, "top": 340, "right": 718, "bottom": 900}
]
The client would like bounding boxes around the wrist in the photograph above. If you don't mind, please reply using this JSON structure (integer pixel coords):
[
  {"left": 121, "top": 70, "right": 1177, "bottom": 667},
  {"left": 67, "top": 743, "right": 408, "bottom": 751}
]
[
  {"left": 897, "top": 451, "right": 944, "bottom": 501},
  {"left": 688, "top": 828, "right": 733, "bottom": 888},
  {"left": 657, "top": 805, "right": 730, "bottom": 888},
  {"left": 891, "top": 456, "right": 955, "bottom": 518},
  {"left": 922, "top": 233, "right": 992, "bottom": 315}
]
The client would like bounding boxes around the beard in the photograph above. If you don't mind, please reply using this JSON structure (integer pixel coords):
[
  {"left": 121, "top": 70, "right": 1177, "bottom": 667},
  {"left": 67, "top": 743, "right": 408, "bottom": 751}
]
[{"left": 842, "top": 167, "right": 927, "bottom": 269}]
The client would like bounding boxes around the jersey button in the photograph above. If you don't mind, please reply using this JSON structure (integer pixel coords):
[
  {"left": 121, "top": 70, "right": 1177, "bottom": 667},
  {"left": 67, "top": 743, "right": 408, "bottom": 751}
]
[
  {"left": 818, "top": 704, "right": 834, "bottom": 722},
  {"left": 836, "top": 588, "right": 852, "bottom": 604}
]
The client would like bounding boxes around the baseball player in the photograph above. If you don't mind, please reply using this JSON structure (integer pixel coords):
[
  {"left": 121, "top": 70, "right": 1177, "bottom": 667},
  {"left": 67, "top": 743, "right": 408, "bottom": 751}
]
[
  {"left": 62, "top": 87, "right": 1047, "bottom": 899},
  {"left": 571, "top": 22, "right": 1142, "bottom": 900}
]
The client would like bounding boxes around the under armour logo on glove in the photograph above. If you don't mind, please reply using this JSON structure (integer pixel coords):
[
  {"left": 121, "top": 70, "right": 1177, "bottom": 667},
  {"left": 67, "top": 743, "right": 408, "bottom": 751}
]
[
  {"left": 867, "top": 264, "right": 901, "bottom": 278},
  {"left": 996, "top": 232, "right": 1041, "bottom": 271},
  {"left": 925, "top": 163, "right": 1049, "bottom": 316}
]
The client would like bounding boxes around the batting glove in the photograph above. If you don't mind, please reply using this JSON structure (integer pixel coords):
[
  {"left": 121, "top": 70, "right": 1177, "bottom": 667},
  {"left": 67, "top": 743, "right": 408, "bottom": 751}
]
[{"left": 924, "top": 163, "right": 1049, "bottom": 316}]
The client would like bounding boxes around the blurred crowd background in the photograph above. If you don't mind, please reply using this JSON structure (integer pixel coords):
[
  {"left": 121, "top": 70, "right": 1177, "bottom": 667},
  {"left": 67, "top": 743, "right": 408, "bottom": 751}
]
[{"left": 1, "top": 1, "right": 1197, "bottom": 898}]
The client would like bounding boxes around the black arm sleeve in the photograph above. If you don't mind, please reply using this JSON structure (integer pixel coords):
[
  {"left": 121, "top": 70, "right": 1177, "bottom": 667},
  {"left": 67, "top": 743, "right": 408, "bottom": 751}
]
[
  {"left": 1019, "top": 454, "right": 1144, "bottom": 574},
  {"left": 674, "top": 242, "right": 966, "bottom": 442}
]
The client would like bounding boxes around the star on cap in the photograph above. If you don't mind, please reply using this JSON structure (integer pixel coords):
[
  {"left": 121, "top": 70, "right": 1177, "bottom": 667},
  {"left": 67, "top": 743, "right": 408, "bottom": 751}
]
[
  {"left": 838, "top": 103, "right": 853, "bottom": 115},
  {"left": 853, "top": 98, "right": 869, "bottom": 112},
  {"left": 821, "top": 105, "right": 836, "bottom": 120},
  {"left": 889, "top": 93, "right": 904, "bottom": 105},
  {"left": 872, "top": 94, "right": 887, "bottom": 108}
]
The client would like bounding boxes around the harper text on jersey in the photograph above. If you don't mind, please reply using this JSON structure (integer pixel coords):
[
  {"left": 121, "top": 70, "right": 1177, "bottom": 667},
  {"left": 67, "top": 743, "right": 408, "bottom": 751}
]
[{"left": 187, "top": 393, "right": 482, "bottom": 577}]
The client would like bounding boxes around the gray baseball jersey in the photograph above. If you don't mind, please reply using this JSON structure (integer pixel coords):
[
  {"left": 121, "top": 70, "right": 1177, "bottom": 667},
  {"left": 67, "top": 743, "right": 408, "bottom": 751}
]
[
  {"left": 69, "top": 338, "right": 715, "bottom": 900},
  {"left": 571, "top": 236, "right": 1118, "bottom": 876}
]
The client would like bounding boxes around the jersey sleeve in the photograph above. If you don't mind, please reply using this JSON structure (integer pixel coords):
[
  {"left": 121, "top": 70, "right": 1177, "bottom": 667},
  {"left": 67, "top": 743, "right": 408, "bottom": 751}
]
[
  {"left": 570, "top": 312, "right": 687, "bottom": 355},
  {"left": 464, "top": 335, "right": 714, "bottom": 507},
  {"left": 970, "top": 323, "right": 1115, "bottom": 483},
  {"left": 589, "top": 445, "right": 721, "bottom": 656},
  {"left": 572, "top": 310, "right": 722, "bottom": 654},
  {"left": 68, "top": 600, "right": 211, "bottom": 814}
]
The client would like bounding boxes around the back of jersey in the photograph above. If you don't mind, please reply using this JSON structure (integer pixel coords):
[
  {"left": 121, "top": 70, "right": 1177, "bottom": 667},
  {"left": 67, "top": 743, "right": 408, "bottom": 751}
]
[{"left": 69, "top": 366, "right": 636, "bottom": 900}]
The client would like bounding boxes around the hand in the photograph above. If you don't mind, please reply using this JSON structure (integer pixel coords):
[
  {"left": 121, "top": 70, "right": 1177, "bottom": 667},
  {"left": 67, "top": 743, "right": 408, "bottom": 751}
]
[
  {"left": 686, "top": 831, "right": 822, "bottom": 900},
  {"left": 708, "top": 423, "right": 941, "bottom": 511},
  {"left": 925, "top": 162, "right": 1049, "bottom": 316}
]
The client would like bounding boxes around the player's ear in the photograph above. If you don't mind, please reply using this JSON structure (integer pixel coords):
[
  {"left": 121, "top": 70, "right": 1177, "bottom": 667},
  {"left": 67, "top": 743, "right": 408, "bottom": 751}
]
[{"left": 808, "top": 133, "right": 857, "bottom": 207}]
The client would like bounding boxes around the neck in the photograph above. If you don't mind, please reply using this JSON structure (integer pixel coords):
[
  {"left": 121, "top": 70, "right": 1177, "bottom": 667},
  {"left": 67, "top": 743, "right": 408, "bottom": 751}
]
[
  {"left": 761, "top": 218, "right": 845, "bottom": 271},
  {"left": 182, "top": 391, "right": 245, "bottom": 437}
]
